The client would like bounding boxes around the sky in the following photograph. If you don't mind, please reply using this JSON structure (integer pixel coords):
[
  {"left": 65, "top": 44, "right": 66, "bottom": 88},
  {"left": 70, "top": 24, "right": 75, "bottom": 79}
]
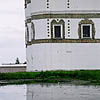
[{"left": 0, "top": 0, "right": 25, "bottom": 64}]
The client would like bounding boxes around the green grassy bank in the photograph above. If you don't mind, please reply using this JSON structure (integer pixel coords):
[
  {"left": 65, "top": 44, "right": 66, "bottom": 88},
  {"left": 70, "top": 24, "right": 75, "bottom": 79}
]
[{"left": 0, "top": 70, "right": 100, "bottom": 85}]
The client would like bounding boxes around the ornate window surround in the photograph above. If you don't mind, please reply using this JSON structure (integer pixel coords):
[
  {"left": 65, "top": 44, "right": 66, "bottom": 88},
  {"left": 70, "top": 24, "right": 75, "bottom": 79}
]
[
  {"left": 25, "top": 24, "right": 29, "bottom": 42},
  {"left": 78, "top": 19, "right": 95, "bottom": 39},
  {"left": 51, "top": 20, "right": 65, "bottom": 39},
  {"left": 31, "top": 22, "right": 35, "bottom": 40}
]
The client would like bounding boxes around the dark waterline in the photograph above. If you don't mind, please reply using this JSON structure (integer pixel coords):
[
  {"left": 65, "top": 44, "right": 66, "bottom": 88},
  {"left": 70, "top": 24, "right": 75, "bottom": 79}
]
[{"left": 0, "top": 83, "right": 100, "bottom": 100}]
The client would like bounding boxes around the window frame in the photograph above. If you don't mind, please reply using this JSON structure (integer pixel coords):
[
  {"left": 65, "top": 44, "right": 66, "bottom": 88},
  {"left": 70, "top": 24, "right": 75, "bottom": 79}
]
[
  {"left": 31, "top": 22, "right": 35, "bottom": 40},
  {"left": 81, "top": 24, "right": 92, "bottom": 39},
  {"left": 53, "top": 24, "right": 63, "bottom": 39}
]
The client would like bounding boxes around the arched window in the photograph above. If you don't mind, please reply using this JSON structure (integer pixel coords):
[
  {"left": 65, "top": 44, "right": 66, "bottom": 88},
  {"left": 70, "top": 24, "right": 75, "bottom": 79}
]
[
  {"left": 51, "top": 20, "right": 65, "bottom": 39},
  {"left": 78, "top": 19, "right": 95, "bottom": 39}
]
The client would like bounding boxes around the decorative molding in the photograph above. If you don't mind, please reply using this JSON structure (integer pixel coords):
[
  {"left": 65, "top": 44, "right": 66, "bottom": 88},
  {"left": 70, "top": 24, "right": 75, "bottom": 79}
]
[
  {"left": 31, "top": 22, "right": 35, "bottom": 40},
  {"left": 78, "top": 19, "right": 95, "bottom": 39},
  {"left": 31, "top": 10, "right": 100, "bottom": 15},
  {"left": 26, "top": 39, "right": 100, "bottom": 46},
  {"left": 51, "top": 20, "right": 65, "bottom": 39},
  {"left": 25, "top": 13, "right": 100, "bottom": 23},
  {"left": 25, "top": 18, "right": 31, "bottom": 23},
  {"left": 25, "top": 24, "right": 29, "bottom": 43},
  {"left": 30, "top": 13, "right": 100, "bottom": 20}
]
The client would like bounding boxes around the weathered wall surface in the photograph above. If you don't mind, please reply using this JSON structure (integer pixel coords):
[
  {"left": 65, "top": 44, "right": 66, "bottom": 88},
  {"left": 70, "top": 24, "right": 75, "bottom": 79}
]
[{"left": 26, "top": 43, "right": 100, "bottom": 71}]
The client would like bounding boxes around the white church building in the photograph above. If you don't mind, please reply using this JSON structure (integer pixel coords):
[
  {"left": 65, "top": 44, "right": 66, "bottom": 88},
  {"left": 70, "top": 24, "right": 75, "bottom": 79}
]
[{"left": 25, "top": 0, "right": 100, "bottom": 71}]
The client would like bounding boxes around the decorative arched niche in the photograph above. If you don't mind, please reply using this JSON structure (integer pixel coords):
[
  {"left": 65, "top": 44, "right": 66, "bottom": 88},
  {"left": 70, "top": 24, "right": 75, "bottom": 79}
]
[
  {"left": 78, "top": 19, "right": 95, "bottom": 39},
  {"left": 31, "top": 22, "right": 35, "bottom": 40},
  {"left": 51, "top": 20, "right": 65, "bottom": 39},
  {"left": 25, "top": 23, "right": 29, "bottom": 42}
]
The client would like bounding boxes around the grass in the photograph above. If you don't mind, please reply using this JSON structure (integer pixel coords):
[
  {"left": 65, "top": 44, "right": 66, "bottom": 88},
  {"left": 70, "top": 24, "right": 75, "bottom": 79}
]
[{"left": 0, "top": 70, "right": 100, "bottom": 85}]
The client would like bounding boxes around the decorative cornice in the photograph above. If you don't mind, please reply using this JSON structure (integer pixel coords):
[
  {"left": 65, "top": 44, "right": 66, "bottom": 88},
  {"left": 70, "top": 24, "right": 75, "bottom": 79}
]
[
  {"left": 32, "top": 13, "right": 100, "bottom": 19},
  {"left": 31, "top": 10, "right": 100, "bottom": 15},
  {"left": 25, "top": 13, "right": 100, "bottom": 22},
  {"left": 26, "top": 39, "right": 100, "bottom": 46}
]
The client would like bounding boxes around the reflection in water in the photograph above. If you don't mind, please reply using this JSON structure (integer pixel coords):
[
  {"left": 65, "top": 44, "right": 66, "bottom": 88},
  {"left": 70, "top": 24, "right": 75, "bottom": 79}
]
[
  {"left": 0, "top": 85, "right": 26, "bottom": 100},
  {"left": 27, "top": 83, "right": 100, "bottom": 100},
  {"left": 0, "top": 84, "right": 100, "bottom": 100}
]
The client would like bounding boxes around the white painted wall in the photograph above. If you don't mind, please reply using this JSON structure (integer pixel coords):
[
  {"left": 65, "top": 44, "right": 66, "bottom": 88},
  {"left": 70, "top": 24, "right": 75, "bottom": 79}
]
[
  {"left": 25, "top": 3, "right": 31, "bottom": 18},
  {"left": 50, "top": 0, "right": 66, "bottom": 12},
  {"left": 25, "top": 0, "right": 100, "bottom": 18},
  {"left": 65, "top": 19, "right": 82, "bottom": 39},
  {"left": 70, "top": 0, "right": 100, "bottom": 11},
  {"left": 26, "top": 43, "right": 100, "bottom": 71},
  {"left": 31, "top": 0, "right": 45, "bottom": 14},
  {"left": 32, "top": 19, "right": 47, "bottom": 39}
]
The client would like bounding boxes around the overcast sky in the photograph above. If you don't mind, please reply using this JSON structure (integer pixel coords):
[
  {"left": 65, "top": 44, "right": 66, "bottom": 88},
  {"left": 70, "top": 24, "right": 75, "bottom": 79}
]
[{"left": 0, "top": 0, "right": 25, "bottom": 64}]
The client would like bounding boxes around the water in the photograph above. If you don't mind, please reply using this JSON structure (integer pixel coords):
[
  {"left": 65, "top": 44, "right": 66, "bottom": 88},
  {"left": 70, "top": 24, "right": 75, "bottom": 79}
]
[
  {"left": 0, "top": 83, "right": 100, "bottom": 100},
  {"left": 0, "top": 85, "right": 26, "bottom": 100}
]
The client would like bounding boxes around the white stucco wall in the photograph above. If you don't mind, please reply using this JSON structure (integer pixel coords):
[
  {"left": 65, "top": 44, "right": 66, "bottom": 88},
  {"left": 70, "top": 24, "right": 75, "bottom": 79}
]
[
  {"left": 25, "top": 0, "right": 100, "bottom": 17},
  {"left": 26, "top": 43, "right": 100, "bottom": 71},
  {"left": 50, "top": 0, "right": 66, "bottom": 12},
  {"left": 70, "top": 0, "right": 100, "bottom": 11},
  {"left": 31, "top": 0, "right": 45, "bottom": 14},
  {"left": 32, "top": 19, "right": 47, "bottom": 39},
  {"left": 25, "top": 3, "right": 31, "bottom": 18}
]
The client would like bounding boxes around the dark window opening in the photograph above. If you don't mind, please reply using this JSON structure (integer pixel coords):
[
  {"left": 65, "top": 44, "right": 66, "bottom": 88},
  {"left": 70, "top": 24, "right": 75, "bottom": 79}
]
[
  {"left": 27, "top": 0, "right": 31, "bottom": 4},
  {"left": 83, "top": 26, "right": 90, "bottom": 38},
  {"left": 54, "top": 26, "right": 61, "bottom": 38}
]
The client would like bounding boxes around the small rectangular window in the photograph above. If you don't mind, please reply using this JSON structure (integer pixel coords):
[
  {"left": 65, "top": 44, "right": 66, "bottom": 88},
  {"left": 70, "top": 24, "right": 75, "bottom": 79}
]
[
  {"left": 83, "top": 26, "right": 90, "bottom": 38},
  {"left": 54, "top": 26, "right": 61, "bottom": 38},
  {"left": 81, "top": 24, "right": 92, "bottom": 39}
]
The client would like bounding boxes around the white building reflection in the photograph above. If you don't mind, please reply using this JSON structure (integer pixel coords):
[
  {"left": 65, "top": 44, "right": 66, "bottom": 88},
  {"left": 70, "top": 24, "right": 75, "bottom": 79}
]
[{"left": 27, "top": 83, "right": 100, "bottom": 100}]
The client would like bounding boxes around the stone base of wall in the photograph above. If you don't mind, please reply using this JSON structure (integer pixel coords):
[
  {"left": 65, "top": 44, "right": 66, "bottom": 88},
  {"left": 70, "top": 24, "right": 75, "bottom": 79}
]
[{"left": 0, "top": 64, "right": 26, "bottom": 73}]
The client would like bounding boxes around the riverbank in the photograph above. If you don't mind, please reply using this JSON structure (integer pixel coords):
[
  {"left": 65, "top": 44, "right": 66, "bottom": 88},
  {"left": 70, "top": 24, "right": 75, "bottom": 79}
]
[{"left": 0, "top": 70, "right": 100, "bottom": 85}]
